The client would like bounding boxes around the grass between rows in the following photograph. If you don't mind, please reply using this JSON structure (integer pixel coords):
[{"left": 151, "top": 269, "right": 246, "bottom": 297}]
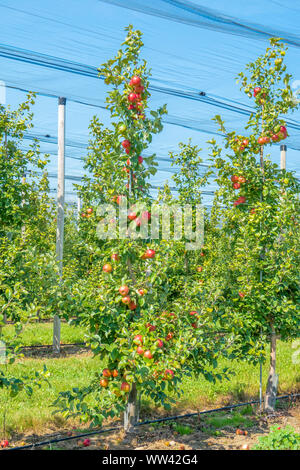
[
  {"left": 2, "top": 322, "right": 87, "bottom": 346},
  {"left": 0, "top": 332, "right": 299, "bottom": 438}
]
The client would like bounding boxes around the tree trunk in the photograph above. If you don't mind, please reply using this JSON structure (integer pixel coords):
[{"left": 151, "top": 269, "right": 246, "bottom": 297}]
[
  {"left": 124, "top": 382, "right": 138, "bottom": 432},
  {"left": 264, "top": 323, "right": 278, "bottom": 412}
]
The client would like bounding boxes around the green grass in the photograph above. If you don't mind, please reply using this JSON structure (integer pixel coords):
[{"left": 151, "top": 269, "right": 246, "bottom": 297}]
[
  {"left": 2, "top": 322, "right": 87, "bottom": 346},
  {"left": 0, "top": 338, "right": 299, "bottom": 437},
  {"left": 172, "top": 423, "right": 193, "bottom": 435},
  {"left": 204, "top": 412, "right": 254, "bottom": 429}
]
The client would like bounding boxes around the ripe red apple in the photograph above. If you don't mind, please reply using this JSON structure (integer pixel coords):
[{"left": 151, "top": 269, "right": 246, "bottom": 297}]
[
  {"left": 81, "top": 212, "right": 86, "bottom": 218},
  {"left": 100, "top": 378, "right": 109, "bottom": 388},
  {"left": 102, "top": 369, "right": 111, "bottom": 378},
  {"left": 165, "top": 332, "right": 174, "bottom": 341},
  {"left": 128, "top": 211, "right": 137, "bottom": 221},
  {"left": 144, "top": 350, "right": 153, "bottom": 359},
  {"left": 138, "top": 156, "right": 143, "bottom": 164},
  {"left": 191, "top": 322, "right": 198, "bottom": 329},
  {"left": 157, "top": 339, "right": 164, "bottom": 348},
  {"left": 119, "top": 285, "right": 129, "bottom": 296},
  {"left": 128, "top": 104, "right": 135, "bottom": 110},
  {"left": 144, "top": 249, "right": 155, "bottom": 259},
  {"left": 200, "top": 252, "right": 205, "bottom": 257},
  {"left": 121, "top": 296, "right": 131, "bottom": 305},
  {"left": 231, "top": 175, "right": 239, "bottom": 183},
  {"left": 271, "top": 134, "right": 279, "bottom": 142},
  {"left": 233, "top": 182, "right": 241, "bottom": 189},
  {"left": 128, "top": 301, "right": 137, "bottom": 310},
  {"left": 83, "top": 438, "right": 91, "bottom": 447},
  {"left": 242, "top": 139, "right": 249, "bottom": 146},
  {"left": 136, "top": 346, "right": 144, "bottom": 355},
  {"left": 103, "top": 263, "right": 112, "bottom": 273},
  {"left": 189, "top": 311, "right": 197, "bottom": 316},
  {"left": 135, "top": 217, "right": 141, "bottom": 227},
  {"left": 238, "top": 196, "right": 246, "bottom": 204},
  {"left": 112, "top": 369, "right": 118, "bottom": 377},
  {"left": 133, "top": 334, "right": 143, "bottom": 345},
  {"left": 0, "top": 439, "right": 9, "bottom": 448},
  {"left": 258, "top": 137, "right": 265, "bottom": 145},
  {"left": 111, "top": 253, "right": 120, "bottom": 261},
  {"left": 238, "top": 176, "right": 246, "bottom": 183},
  {"left": 128, "top": 92, "right": 137, "bottom": 102},
  {"left": 134, "top": 85, "right": 144, "bottom": 93},
  {"left": 86, "top": 208, "right": 93, "bottom": 214},
  {"left": 196, "top": 266, "right": 203, "bottom": 272},
  {"left": 131, "top": 75, "right": 141, "bottom": 86},
  {"left": 141, "top": 211, "right": 151, "bottom": 221},
  {"left": 147, "top": 324, "right": 156, "bottom": 332},
  {"left": 238, "top": 291, "right": 245, "bottom": 298},
  {"left": 137, "top": 289, "right": 145, "bottom": 296},
  {"left": 122, "top": 139, "right": 131, "bottom": 149},
  {"left": 121, "top": 382, "right": 130, "bottom": 392},
  {"left": 253, "top": 86, "right": 261, "bottom": 96}
]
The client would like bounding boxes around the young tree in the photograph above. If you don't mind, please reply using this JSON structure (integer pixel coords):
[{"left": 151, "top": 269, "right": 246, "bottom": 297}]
[
  {"left": 206, "top": 38, "right": 300, "bottom": 411},
  {"left": 55, "top": 27, "right": 230, "bottom": 432}
]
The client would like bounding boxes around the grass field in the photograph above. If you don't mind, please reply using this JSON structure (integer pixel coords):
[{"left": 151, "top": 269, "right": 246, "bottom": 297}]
[
  {"left": 0, "top": 323, "right": 299, "bottom": 437},
  {"left": 2, "top": 322, "right": 87, "bottom": 346}
]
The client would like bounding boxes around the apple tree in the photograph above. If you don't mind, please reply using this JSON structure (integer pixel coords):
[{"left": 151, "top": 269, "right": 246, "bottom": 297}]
[
  {"left": 54, "top": 27, "right": 231, "bottom": 431},
  {"left": 204, "top": 38, "right": 300, "bottom": 411}
]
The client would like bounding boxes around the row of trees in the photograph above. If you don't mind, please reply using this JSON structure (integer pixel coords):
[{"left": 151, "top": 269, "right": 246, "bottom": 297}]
[{"left": 0, "top": 27, "right": 299, "bottom": 432}]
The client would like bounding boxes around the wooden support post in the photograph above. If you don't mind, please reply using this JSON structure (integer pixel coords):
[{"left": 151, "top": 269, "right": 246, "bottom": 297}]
[{"left": 53, "top": 97, "right": 66, "bottom": 355}]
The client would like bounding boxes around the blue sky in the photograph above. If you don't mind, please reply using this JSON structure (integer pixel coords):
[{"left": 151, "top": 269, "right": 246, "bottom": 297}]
[{"left": 1, "top": 0, "right": 300, "bottom": 205}]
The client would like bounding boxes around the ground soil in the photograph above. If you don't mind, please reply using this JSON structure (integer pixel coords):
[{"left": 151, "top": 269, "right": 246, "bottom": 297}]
[{"left": 6, "top": 399, "right": 300, "bottom": 451}]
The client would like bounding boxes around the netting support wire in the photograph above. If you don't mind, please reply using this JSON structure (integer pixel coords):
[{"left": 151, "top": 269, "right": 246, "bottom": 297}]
[{"left": 53, "top": 97, "right": 66, "bottom": 355}]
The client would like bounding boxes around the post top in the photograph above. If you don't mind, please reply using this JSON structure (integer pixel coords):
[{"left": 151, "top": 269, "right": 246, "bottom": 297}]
[
  {"left": 58, "top": 97, "right": 66, "bottom": 105},
  {"left": 280, "top": 144, "right": 287, "bottom": 151}
]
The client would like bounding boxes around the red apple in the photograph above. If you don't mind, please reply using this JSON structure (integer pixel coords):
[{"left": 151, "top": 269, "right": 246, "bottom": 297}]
[
  {"left": 157, "top": 339, "right": 164, "bottom": 348},
  {"left": 102, "top": 369, "right": 111, "bottom": 378},
  {"left": 238, "top": 291, "right": 245, "bottom": 298},
  {"left": 137, "top": 289, "right": 145, "bottom": 296},
  {"left": 143, "top": 249, "right": 155, "bottom": 259},
  {"left": 103, "top": 263, "right": 112, "bottom": 273},
  {"left": 0, "top": 440, "right": 9, "bottom": 448},
  {"left": 86, "top": 208, "right": 93, "bottom": 214},
  {"left": 133, "top": 334, "right": 143, "bottom": 345},
  {"left": 191, "top": 322, "right": 198, "bottom": 329},
  {"left": 112, "top": 369, "right": 118, "bottom": 377},
  {"left": 141, "top": 211, "right": 151, "bottom": 221},
  {"left": 136, "top": 346, "right": 144, "bottom": 355},
  {"left": 144, "top": 350, "right": 153, "bottom": 359},
  {"left": 100, "top": 378, "right": 109, "bottom": 387},
  {"left": 111, "top": 253, "right": 120, "bottom": 261},
  {"left": 121, "top": 139, "right": 131, "bottom": 149},
  {"left": 196, "top": 266, "right": 203, "bottom": 272},
  {"left": 119, "top": 285, "right": 129, "bottom": 296},
  {"left": 165, "top": 332, "right": 174, "bottom": 341},
  {"left": 233, "top": 182, "right": 241, "bottom": 189},
  {"left": 121, "top": 382, "right": 130, "bottom": 392},
  {"left": 231, "top": 175, "right": 239, "bottom": 183},
  {"left": 138, "top": 156, "right": 143, "bottom": 164},
  {"left": 83, "top": 439, "right": 91, "bottom": 447},
  {"left": 121, "top": 296, "right": 131, "bottom": 305},
  {"left": 128, "top": 211, "right": 137, "bottom": 221},
  {"left": 128, "top": 92, "right": 137, "bottom": 102},
  {"left": 128, "top": 301, "right": 137, "bottom": 310},
  {"left": 131, "top": 75, "right": 141, "bottom": 86},
  {"left": 189, "top": 311, "right": 197, "bottom": 316}
]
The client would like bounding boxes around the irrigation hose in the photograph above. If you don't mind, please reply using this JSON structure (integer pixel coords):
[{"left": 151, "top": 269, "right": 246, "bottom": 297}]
[{"left": 6, "top": 392, "right": 300, "bottom": 451}]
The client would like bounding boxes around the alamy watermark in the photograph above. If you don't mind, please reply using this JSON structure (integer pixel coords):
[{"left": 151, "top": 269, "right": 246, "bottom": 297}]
[
  {"left": 0, "top": 340, "right": 6, "bottom": 364},
  {"left": 96, "top": 198, "right": 204, "bottom": 250}
]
